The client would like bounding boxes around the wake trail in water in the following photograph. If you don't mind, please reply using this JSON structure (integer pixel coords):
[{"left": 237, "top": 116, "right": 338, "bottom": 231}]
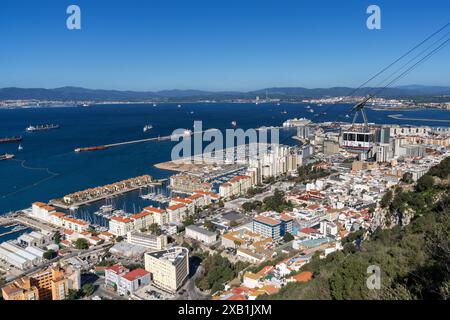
[{"left": 0, "top": 159, "right": 60, "bottom": 199}]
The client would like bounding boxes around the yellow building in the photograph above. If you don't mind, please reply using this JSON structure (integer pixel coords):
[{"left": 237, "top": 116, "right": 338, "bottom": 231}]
[
  {"left": 1, "top": 277, "right": 39, "bottom": 300},
  {"left": 2, "top": 264, "right": 81, "bottom": 300}
]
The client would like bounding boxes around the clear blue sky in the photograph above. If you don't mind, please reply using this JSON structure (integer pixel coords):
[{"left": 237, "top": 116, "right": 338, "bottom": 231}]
[{"left": 0, "top": 0, "right": 449, "bottom": 91}]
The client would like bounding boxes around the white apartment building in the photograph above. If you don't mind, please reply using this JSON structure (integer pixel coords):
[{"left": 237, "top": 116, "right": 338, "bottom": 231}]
[
  {"left": 143, "top": 206, "right": 168, "bottom": 226},
  {"left": 185, "top": 225, "right": 217, "bottom": 244},
  {"left": 144, "top": 247, "right": 189, "bottom": 293},
  {"left": 109, "top": 216, "right": 134, "bottom": 236},
  {"left": 127, "top": 231, "right": 168, "bottom": 250}
]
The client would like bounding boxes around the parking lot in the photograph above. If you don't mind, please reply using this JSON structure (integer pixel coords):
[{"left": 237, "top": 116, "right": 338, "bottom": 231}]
[{"left": 133, "top": 284, "right": 175, "bottom": 300}]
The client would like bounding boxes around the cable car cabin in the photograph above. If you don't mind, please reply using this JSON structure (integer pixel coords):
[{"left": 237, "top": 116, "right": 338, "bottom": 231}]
[{"left": 341, "top": 131, "right": 374, "bottom": 153}]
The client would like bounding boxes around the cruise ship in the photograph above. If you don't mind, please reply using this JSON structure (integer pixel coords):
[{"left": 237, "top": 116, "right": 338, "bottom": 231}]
[
  {"left": 282, "top": 117, "right": 311, "bottom": 128},
  {"left": 26, "top": 124, "right": 60, "bottom": 132}
]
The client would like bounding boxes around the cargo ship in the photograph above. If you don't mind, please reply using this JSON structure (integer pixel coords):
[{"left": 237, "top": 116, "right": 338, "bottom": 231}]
[
  {"left": 0, "top": 136, "right": 22, "bottom": 143},
  {"left": 75, "top": 146, "right": 108, "bottom": 153},
  {"left": 26, "top": 124, "right": 60, "bottom": 132},
  {"left": 0, "top": 154, "right": 15, "bottom": 161}
]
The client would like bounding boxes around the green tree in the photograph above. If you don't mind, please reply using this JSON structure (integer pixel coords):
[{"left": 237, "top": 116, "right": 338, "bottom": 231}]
[
  {"left": 65, "top": 289, "right": 82, "bottom": 300},
  {"left": 195, "top": 254, "right": 244, "bottom": 294},
  {"left": 53, "top": 231, "right": 62, "bottom": 244},
  {"left": 380, "top": 189, "right": 393, "bottom": 208},
  {"left": 74, "top": 238, "right": 89, "bottom": 250},
  {"left": 115, "top": 236, "right": 124, "bottom": 243},
  {"left": 82, "top": 283, "right": 95, "bottom": 297},
  {"left": 401, "top": 172, "right": 414, "bottom": 184},
  {"left": 183, "top": 215, "right": 195, "bottom": 227},
  {"left": 204, "top": 220, "right": 215, "bottom": 231},
  {"left": 415, "top": 175, "right": 434, "bottom": 192},
  {"left": 43, "top": 249, "right": 57, "bottom": 260},
  {"left": 148, "top": 223, "right": 162, "bottom": 235},
  {"left": 283, "top": 232, "right": 295, "bottom": 242}
]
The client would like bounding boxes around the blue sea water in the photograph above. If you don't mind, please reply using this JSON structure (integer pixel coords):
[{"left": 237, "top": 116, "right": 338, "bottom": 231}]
[{"left": 0, "top": 102, "right": 449, "bottom": 217}]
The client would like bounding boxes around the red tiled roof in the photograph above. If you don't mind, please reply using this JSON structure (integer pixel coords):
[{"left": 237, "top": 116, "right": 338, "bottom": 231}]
[
  {"left": 33, "top": 202, "right": 47, "bottom": 207},
  {"left": 143, "top": 206, "right": 165, "bottom": 214},
  {"left": 289, "top": 271, "right": 313, "bottom": 282},
  {"left": 299, "top": 227, "right": 319, "bottom": 234},
  {"left": 106, "top": 265, "right": 129, "bottom": 275},
  {"left": 51, "top": 212, "right": 66, "bottom": 218},
  {"left": 187, "top": 194, "right": 203, "bottom": 200},
  {"left": 62, "top": 217, "right": 89, "bottom": 226},
  {"left": 280, "top": 214, "right": 293, "bottom": 222},
  {"left": 171, "top": 197, "right": 192, "bottom": 204},
  {"left": 167, "top": 203, "right": 186, "bottom": 211},
  {"left": 130, "top": 211, "right": 151, "bottom": 220},
  {"left": 254, "top": 216, "right": 280, "bottom": 226},
  {"left": 111, "top": 216, "right": 132, "bottom": 223},
  {"left": 122, "top": 268, "right": 149, "bottom": 282}
]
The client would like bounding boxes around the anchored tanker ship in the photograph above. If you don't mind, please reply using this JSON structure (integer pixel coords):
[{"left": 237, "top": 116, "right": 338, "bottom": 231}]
[
  {"left": 26, "top": 124, "right": 60, "bottom": 132},
  {"left": 0, "top": 136, "right": 22, "bottom": 143},
  {"left": 75, "top": 146, "right": 108, "bottom": 153}
]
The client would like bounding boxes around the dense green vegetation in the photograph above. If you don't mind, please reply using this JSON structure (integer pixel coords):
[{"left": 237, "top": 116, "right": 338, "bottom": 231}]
[
  {"left": 82, "top": 283, "right": 95, "bottom": 297},
  {"left": 262, "top": 189, "right": 294, "bottom": 212},
  {"left": 242, "top": 189, "right": 293, "bottom": 213},
  {"left": 74, "top": 238, "right": 89, "bottom": 250},
  {"left": 43, "top": 249, "right": 57, "bottom": 260},
  {"left": 242, "top": 200, "right": 262, "bottom": 212},
  {"left": 246, "top": 186, "right": 265, "bottom": 197},
  {"left": 53, "top": 231, "right": 61, "bottom": 244},
  {"left": 203, "top": 220, "right": 215, "bottom": 231},
  {"left": 195, "top": 254, "right": 249, "bottom": 294},
  {"left": 182, "top": 215, "right": 195, "bottom": 227},
  {"left": 148, "top": 223, "right": 162, "bottom": 235},
  {"left": 294, "top": 163, "right": 334, "bottom": 183},
  {"left": 263, "top": 157, "right": 450, "bottom": 300},
  {"left": 283, "top": 232, "right": 295, "bottom": 242}
]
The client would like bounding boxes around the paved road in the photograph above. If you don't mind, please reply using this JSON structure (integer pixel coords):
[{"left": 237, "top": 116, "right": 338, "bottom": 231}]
[{"left": 184, "top": 259, "right": 209, "bottom": 300}]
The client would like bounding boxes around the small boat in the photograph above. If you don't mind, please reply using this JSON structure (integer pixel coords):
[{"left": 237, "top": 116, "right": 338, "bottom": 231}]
[
  {"left": 153, "top": 103, "right": 157, "bottom": 107},
  {"left": 345, "top": 114, "right": 350, "bottom": 118},
  {"left": 177, "top": 104, "right": 182, "bottom": 108},
  {"left": 18, "top": 144, "right": 23, "bottom": 151},
  {"left": 0, "top": 154, "right": 15, "bottom": 161},
  {"left": 143, "top": 125, "right": 153, "bottom": 133},
  {"left": 281, "top": 111, "right": 288, "bottom": 114},
  {"left": 231, "top": 121, "right": 237, "bottom": 128}
]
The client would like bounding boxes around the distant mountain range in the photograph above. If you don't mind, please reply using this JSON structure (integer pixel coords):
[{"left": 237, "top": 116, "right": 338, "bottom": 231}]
[{"left": 1, "top": 85, "right": 450, "bottom": 101}]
